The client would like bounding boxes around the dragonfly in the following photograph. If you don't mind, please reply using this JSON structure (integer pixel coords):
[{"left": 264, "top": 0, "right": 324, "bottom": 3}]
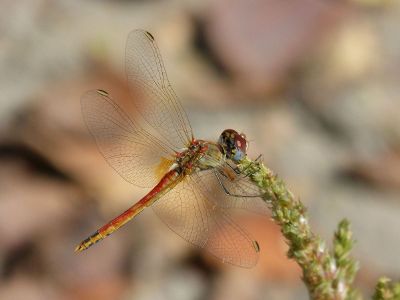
[{"left": 75, "top": 29, "right": 268, "bottom": 268}]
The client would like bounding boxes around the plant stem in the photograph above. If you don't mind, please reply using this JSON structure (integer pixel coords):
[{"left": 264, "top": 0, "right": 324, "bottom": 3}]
[{"left": 238, "top": 157, "right": 398, "bottom": 300}]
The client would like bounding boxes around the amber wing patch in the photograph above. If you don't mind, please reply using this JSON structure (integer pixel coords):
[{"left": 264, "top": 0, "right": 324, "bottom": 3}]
[{"left": 155, "top": 157, "right": 175, "bottom": 181}]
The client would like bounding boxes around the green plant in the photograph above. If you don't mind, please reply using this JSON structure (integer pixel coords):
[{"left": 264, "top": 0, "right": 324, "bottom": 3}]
[{"left": 238, "top": 157, "right": 400, "bottom": 300}]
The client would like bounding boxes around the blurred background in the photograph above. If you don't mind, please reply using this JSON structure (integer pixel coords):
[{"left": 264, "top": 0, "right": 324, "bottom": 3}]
[{"left": 0, "top": 0, "right": 399, "bottom": 299}]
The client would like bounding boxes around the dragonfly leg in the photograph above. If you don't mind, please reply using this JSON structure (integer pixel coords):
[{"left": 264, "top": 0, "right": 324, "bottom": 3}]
[
  {"left": 215, "top": 171, "right": 264, "bottom": 198},
  {"left": 237, "top": 154, "right": 263, "bottom": 179},
  {"left": 224, "top": 160, "right": 242, "bottom": 175},
  {"left": 226, "top": 154, "right": 264, "bottom": 177},
  {"left": 254, "top": 154, "right": 263, "bottom": 162}
]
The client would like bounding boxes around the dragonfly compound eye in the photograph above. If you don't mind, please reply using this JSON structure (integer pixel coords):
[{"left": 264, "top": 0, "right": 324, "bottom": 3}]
[{"left": 218, "top": 129, "right": 248, "bottom": 162}]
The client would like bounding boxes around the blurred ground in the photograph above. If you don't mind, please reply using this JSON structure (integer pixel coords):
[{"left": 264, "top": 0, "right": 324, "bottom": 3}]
[{"left": 0, "top": 0, "right": 399, "bottom": 299}]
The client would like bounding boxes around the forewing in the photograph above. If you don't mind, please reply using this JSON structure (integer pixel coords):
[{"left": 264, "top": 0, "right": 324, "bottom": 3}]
[
  {"left": 81, "top": 90, "right": 174, "bottom": 188},
  {"left": 152, "top": 176, "right": 259, "bottom": 268},
  {"left": 126, "top": 29, "right": 193, "bottom": 151}
]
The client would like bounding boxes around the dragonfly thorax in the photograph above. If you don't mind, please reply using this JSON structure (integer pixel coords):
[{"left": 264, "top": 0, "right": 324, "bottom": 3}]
[{"left": 175, "top": 140, "right": 224, "bottom": 174}]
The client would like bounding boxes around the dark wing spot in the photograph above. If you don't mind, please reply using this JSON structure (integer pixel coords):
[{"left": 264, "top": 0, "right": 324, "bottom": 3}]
[
  {"left": 252, "top": 240, "right": 260, "bottom": 252},
  {"left": 96, "top": 89, "right": 109, "bottom": 96},
  {"left": 145, "top": 31, "right": 155, "bottom": 41}
]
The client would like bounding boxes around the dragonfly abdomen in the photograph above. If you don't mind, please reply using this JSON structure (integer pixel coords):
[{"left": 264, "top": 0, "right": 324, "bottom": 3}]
[
  {"left": 75, "top": 168, "right": 182, "bottom": 252},
  {"left": 75, "top": 230, "right": 105, "bottom": 251}
]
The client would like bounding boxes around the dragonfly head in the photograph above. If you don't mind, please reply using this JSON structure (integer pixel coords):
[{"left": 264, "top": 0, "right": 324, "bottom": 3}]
[{"left": 218, "top": 129, "right": 248, "bottom": 162}]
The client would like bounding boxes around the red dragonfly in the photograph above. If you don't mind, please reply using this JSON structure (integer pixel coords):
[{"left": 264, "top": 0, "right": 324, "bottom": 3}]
[{"left": 76, "top": 29, "right": 267, "bottom": 268}]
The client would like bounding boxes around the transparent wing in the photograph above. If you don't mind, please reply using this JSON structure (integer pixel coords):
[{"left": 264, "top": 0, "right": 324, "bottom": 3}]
[
  {"left": 152, "top": 175, "right": 259, "bottom": 268},
  {"left": 81, "top": 90, "right": 174, "bottom": 188},
  {"left": 195, "top": 166, "right": 269, "bottom": 215},
  {"left": 125, "top": 29, "right": 194, "bottom": 151}
]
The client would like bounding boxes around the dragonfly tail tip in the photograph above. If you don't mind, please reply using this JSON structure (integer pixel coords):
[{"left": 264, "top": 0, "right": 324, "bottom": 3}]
[{"left": 74, "top": 243, "right": 85, "bottom": 253}]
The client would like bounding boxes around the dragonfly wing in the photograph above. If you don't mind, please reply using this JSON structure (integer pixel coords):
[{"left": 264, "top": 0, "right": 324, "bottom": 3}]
[
  {"left": 81, "top": 90, "right": 174, "bottom": 188},
  {"left": 196, "top": 167, "right": 270, "bottom": 215},
  {"left": 152, "top": 176, "right": 259, "bottom": 268},
  {"left": 126, "top": 29, "right": 193, "bottom": 151}
]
